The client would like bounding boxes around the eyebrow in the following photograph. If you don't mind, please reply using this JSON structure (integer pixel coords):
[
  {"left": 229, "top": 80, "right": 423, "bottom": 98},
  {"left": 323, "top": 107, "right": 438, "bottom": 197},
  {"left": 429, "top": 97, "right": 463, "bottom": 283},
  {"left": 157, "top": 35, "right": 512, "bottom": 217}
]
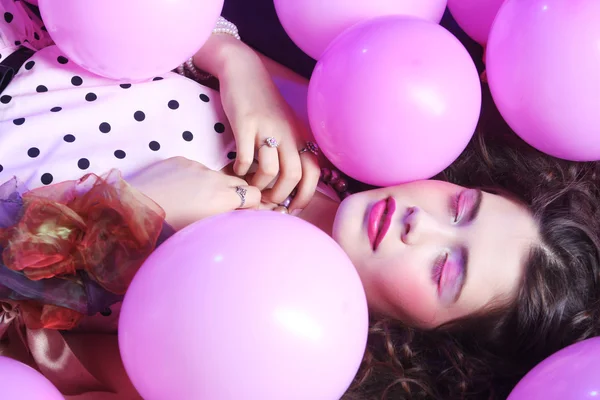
[{"left": 454, "top": 189, "right": 483, "bottom": 303}]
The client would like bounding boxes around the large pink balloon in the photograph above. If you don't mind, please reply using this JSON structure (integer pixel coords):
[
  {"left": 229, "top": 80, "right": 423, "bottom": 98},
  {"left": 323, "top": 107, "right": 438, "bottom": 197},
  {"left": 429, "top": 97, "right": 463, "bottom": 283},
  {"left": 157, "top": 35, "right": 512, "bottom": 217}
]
[
  {"left": 487, "top": 0, "right": 600, "bottom": 161},
  {"left": 447, "top": 0, "right": 505, "bottom": 45},
  {"left": 38, "top": 0, "right": 223, "bottom": 81},
  {"left": 508, "top": 337, "right": 600, "bottom": 400},
  {"left": 119, "top": 211, "right": 368, "bottom": 400},
  {"left": 274, "top": 0, "right": 447, "bottom": 60},
  {"left": 308, "top": 16, "right": 481, "bottom": 186},
  {"left": 0, "top": 357, "right": 63, "bottom": 399}
]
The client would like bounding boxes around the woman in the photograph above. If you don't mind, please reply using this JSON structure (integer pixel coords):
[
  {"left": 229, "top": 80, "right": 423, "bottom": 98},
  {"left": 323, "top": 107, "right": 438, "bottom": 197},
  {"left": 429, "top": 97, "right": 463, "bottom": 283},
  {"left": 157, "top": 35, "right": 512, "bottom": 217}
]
[{"left": 1, "top": 2, "right": 599, "bottom": 399}]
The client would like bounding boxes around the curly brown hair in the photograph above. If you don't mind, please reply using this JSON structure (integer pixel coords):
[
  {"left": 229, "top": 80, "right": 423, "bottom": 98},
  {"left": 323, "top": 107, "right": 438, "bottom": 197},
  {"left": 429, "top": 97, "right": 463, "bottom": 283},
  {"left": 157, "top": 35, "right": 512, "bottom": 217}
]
[{"left": 342, "top": 90, "right": 600, "bottom": 400}]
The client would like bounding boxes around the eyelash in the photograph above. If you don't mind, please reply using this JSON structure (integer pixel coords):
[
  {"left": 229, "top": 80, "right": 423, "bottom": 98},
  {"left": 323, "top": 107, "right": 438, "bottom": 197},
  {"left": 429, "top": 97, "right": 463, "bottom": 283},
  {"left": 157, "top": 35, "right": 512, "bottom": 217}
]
[
  {"left": 432, "top": 253, "right": 449, "bottom": 287},
  {"left": 451, "top": 192, "right": 465, "bottom": 223}
]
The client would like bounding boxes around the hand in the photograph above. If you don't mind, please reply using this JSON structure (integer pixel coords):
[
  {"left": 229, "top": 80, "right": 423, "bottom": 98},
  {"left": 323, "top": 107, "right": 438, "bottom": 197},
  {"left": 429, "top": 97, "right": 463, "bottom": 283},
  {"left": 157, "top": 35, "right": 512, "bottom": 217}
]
[
  {"left": 197, "top": 38, "right": 320, "bottom": 211},
  {"left": 128, "top": 157, "right": 261, "bottom": 230}
]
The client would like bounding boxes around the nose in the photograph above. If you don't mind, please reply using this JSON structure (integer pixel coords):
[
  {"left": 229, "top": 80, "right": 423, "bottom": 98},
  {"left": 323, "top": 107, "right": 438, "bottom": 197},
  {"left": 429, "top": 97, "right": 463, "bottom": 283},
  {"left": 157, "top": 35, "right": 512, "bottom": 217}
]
[{"left": 401, "top": 207, "right": 454, "bottom": 246}]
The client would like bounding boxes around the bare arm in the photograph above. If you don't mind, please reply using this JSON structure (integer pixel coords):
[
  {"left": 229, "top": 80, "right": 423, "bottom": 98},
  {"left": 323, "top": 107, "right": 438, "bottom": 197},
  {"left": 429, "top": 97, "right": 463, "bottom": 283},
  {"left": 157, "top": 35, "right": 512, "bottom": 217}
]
[{"left": 191, "top": 32, "right": 261, "bottom": 79}]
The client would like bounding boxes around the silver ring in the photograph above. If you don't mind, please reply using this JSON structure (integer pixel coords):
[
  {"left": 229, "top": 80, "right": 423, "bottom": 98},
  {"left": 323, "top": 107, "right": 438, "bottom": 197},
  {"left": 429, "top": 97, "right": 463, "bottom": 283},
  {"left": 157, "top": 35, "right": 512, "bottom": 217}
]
[
  {"left": 235, "top": 186, "right": 247, "bottom": 208},
  {"left": 299, "top": 141, "right": 319, "bottom": 156},
  {"left": 262, "top": 137, "right": 279, "bottom": 149}
]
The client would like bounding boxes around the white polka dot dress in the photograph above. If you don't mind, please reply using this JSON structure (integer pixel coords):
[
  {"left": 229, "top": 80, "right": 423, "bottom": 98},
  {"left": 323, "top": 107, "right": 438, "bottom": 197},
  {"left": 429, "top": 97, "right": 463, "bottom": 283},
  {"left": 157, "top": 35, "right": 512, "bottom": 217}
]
[{"left": 0, "top": 0, "right": 236, "bottom": 189}]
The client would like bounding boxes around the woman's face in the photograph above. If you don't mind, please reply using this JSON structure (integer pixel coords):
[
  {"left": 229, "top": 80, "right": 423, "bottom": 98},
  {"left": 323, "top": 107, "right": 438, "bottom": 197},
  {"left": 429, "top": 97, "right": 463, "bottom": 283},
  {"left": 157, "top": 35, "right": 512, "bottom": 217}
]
[{"left": 332, "top": 180, "right": 540, "bottom": 328}]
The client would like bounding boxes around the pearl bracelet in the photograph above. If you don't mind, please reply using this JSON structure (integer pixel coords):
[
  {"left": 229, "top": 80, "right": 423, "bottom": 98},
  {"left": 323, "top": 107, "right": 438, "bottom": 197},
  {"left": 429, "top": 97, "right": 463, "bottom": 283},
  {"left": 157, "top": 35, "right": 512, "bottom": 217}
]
[
  {"left": 213, "top": 16, "right": 241, "bottom": 41},
  {"left": 176, "top": 16, "right": 241, "bottom": 82}
]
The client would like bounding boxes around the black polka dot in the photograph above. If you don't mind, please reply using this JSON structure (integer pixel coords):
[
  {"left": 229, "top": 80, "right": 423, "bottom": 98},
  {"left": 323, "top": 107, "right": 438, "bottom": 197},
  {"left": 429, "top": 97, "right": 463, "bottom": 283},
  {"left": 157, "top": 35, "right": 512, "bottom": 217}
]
[
  {"left": 50, "top": 106, "right": 62, "bottom": 112},
  {"left": 0, "top": 164, "right": 3, "bottom": 173},
  {"left": 182, "top": 131, "right": 193, "bottom": 142},
  {"left": 34, "top": 32, "right": 40, "bottom": 40},
  {"left": 28, "top": 147, "right": 40, "bottom": 158},
  {"left": 4, "top": 12, "right": 13, "bottom": 23},
  {"left": 99, "top": 122, "right": 111, "bottom": 133},
  {"left": 41, "top": 26, "right": 47, "bottom": 32},
  {"left": 36, "top": 85, "right": 48, "bottom": 93},
  {"left": 13, "top": 118, "right": 25, "bottom": 126},
  {"left": 41, "top": 173, "right": 53, "bottom": 185},
  {"left": 134, "top": 111, "right": 145, "bottom": 122},
  {"left": 199, "top": 94, "right": 210, "bottom": 102},
  {"left": 71, "top": 76, "right": 83, "bottom": 86},
  {"left": 149, "top": 141, "right": 160, "bottom": 151},
  {"left": 78, "top": 158, "right": 90, "bottom": 170},
  {"left": 25, "top": 61, "right": 35, "bottom": 70},
  {"left": 85, "top": 92, "right": 97, "bottom": 102},
  {"left": 168, "top": 100, "right": 179, "bottom": 110},
  {"left": 120, "top": 83, "right": 131, "bottom": 89},
  {"left": 114, "top": 150, "right": 126, "bottom": 159},
  {"left": 214, "top": 122, "right": 225, "bottom": 133},
  {"left": 152, "top": 77, "right": 163, "bottom": 81},
  {"left": 63, "top": 134, "right": 76, "bottom": 143},
  {"left": 14, "top": 41, "right": 21, "bottom": 46},
  {"left": 227, "top": 151, "right": 237, "bottom": 160},
  {"left": 0, "top": 95, "right": 11, "bottom": 104},
  {"left": 100, "top": 308, "right": 112, "bottom": 317},
  {"left": 57, "top": 56, "right": 69, "bottom": 64}
]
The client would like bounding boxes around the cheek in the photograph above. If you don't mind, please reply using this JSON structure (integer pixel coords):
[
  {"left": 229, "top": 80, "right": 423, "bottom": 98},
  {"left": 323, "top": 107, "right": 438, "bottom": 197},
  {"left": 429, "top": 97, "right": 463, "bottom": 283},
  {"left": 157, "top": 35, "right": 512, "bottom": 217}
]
[
  {"left": 332, "top": 197, "right": 361, "bottom": 247},
  {"left": 363, "top": 257, "right": 439, "bottom": 324}
]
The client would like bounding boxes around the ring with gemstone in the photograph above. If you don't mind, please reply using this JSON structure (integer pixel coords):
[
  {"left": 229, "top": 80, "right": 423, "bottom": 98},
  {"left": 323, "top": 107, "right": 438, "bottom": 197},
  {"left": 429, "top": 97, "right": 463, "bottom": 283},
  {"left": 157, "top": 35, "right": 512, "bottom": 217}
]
[
  {"left": 299, "top": 141, "right": 319, "bottom": 156},
  {"left": 262, "top": 137, "right": 279, "bottom": 149},
  {"left": 235, "top": 186, "right": 247, "bottom": 208}
]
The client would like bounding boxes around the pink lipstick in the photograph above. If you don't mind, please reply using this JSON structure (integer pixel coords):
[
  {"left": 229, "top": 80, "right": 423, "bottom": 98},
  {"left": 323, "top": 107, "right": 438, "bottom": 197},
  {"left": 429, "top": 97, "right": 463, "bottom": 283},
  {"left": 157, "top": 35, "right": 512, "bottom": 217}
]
[{"left": 368, "top": 197, "right": 396, "bottom": 251}]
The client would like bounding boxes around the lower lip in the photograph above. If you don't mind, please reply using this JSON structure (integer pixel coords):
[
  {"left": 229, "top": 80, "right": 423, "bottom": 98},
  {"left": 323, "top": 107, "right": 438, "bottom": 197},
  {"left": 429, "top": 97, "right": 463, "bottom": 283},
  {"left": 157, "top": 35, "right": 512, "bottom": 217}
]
[{"left": 368, "top": 197, "right": 396, "bottom": 250}]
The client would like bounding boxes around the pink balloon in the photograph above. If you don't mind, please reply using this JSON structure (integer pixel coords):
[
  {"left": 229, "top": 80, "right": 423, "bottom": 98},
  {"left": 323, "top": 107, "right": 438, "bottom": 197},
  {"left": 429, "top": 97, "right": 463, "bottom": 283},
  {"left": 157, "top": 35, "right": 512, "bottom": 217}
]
[
  {"left": 486, "top": 0, "right": 600, "bottom": 161},
  {"left": 0, "top": 357, "right": 63, "bottom": 399},
  {"left": 274, "top": 0, "right": 447, "bottom": 60},
  {"left": 308, "top": 16, "right": 481, "bottom": 186},
  {"left": 38, "top": 0, "right": 223, "bottom": 81},
  {"left": 447, "top": 0, "right": 505, "bottom": 45},
  {"left": 119, "top": 211, "right": 368, "bottom": 400},
  {"left": 508, "top": 337, "right": 600, "bottom": 400}
]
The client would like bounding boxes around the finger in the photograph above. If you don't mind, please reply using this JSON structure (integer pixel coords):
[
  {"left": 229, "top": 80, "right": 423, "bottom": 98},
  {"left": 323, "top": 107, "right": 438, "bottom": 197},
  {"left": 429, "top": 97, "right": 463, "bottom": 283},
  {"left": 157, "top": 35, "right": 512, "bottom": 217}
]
[
  {"left": 266, "top": 141, "right": 302, "bottom": 204},
  {"left": 227, "top": 185, "right": 262, "bottom": 210},
  {"left": 289, "top": 153, "right": 320, "bottom": 211},
  {"left": 258, "top": 201, "right": 278, "bottom": 211},
  {"left": 251, "top": 144, "right": 280, "bottom": 190},
  {"left": 226, "top": 174, "right": 252, "bottom": 188},
  {"left": 233, "top": 126, "right": 257, "bottom": 177}
]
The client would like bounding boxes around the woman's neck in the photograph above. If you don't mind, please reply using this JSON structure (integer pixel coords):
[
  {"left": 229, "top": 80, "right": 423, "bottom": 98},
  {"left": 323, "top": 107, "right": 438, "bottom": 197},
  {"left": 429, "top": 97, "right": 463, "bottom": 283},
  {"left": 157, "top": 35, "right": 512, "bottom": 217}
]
[{"left": 296, "top": 190, "right": 340, "bottom": 236}]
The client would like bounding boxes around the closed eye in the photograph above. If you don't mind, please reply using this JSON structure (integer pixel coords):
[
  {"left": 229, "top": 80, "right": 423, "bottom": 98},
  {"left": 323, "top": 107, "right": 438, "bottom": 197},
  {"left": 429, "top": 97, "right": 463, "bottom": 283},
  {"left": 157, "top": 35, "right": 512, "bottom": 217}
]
[{"left": 451, "top": 189, "right": 482, "bottom": 224}]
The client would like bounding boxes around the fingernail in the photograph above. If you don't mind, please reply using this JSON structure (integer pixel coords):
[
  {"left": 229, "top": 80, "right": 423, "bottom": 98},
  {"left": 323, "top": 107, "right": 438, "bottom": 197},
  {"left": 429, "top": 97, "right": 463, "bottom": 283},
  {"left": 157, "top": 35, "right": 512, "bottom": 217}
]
[{"left": 273, "top": 206, "right": 289, "bottom": 214}]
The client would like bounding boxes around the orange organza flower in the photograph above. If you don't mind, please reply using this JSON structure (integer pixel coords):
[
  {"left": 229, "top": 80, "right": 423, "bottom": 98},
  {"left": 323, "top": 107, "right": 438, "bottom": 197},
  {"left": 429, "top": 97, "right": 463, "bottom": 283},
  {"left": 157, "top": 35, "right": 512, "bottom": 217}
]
[{"left": 0, "top": 170, "right": 165, "bottom": 295}]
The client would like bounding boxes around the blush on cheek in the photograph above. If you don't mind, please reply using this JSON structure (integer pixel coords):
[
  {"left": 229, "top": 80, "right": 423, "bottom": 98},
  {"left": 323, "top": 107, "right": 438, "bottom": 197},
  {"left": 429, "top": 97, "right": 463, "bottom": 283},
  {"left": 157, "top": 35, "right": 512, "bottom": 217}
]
[{"left": 378, "top": 274, "right": 439, "bottom": 325}]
